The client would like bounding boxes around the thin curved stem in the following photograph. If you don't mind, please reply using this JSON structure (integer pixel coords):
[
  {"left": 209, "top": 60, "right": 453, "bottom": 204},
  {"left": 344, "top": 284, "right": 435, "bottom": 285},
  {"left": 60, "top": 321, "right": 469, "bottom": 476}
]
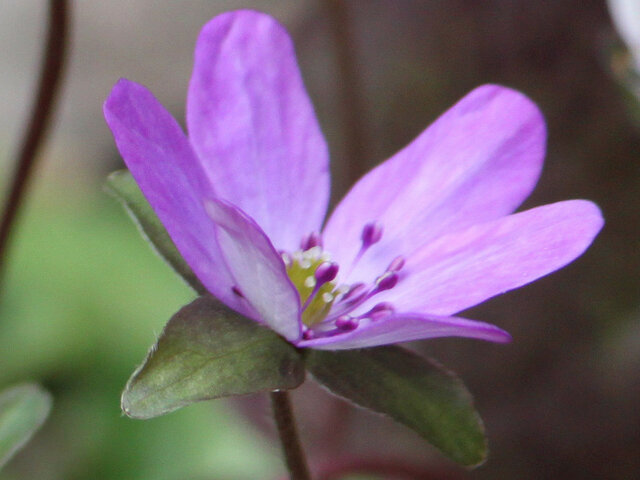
[
  {"left": 0, "top": 0, "right": 70, "bottom": 283},
  {"left": 270, "top": 391, "right": 312, "bottom": 480}
]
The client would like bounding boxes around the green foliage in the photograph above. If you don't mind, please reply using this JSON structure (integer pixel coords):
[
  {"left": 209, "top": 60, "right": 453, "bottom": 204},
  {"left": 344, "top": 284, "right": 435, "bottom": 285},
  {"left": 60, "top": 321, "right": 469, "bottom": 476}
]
[
  {"left": 122, "top": 296, "right": 305, "bottom": 419},
  {"left": 105, "top": 170, "right": 205, "bottom": 294},
  {"left": 0, "top": 186, "right": 279, "bottom": 479},
  {"left": 0, "top": 384, "right": 51, "bottom": 470},
  {"left": 306, "top": 346, "right": 487, "bottom": 467}
]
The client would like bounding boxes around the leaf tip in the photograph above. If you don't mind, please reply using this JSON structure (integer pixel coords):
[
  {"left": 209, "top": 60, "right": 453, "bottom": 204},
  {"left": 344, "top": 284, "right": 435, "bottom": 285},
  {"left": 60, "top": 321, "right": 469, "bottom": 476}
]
[{"left": 120, "top": 386, "right": 152, "bottom": 420}]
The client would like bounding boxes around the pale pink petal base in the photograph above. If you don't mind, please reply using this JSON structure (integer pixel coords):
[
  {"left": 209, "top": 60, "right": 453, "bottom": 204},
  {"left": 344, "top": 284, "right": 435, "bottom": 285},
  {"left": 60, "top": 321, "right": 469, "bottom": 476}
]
[
  {"left": 298, "top": 313, "right": 511, "bottom": 350},
  {"left": 204, "top": 198, "right": 302, "bottom": 342}
]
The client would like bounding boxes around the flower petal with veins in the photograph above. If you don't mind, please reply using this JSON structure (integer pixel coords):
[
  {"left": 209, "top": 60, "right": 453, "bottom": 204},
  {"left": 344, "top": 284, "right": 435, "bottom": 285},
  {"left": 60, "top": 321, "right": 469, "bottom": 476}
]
[
  {"left": 188, "top": 10, "right": 330, "bottom": 252},
  {"left": 105, "top": 10, "right": 603, "bottom": 350},
  {"left": 351, "top": 200, "right": 604, "bottom": 317},
  {"left": 324, "top": 84, "right": 546, "bottom": 284}
]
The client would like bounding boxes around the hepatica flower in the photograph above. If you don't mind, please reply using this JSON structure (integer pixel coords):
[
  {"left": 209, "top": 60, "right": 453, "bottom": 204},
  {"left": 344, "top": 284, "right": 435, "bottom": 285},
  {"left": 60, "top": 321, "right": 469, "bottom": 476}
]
[{"left": 104, "top": 10, "right": 603, "bottom": 352}]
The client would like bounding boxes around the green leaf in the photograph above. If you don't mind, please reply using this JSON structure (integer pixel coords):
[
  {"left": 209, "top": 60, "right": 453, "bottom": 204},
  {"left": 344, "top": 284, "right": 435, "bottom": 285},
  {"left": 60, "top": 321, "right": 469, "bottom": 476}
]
[
  {"left": 122, "top": 296, "right": 305, "bottom": 419},
  {"left": 0, "top": 384, "right": 52, "bottom": 469},
  {"left": 305, "top": 346, "right": 486, "bottom": 467},
  {"left": 105, "top": 170, "right": 205, "bottom": 294}
]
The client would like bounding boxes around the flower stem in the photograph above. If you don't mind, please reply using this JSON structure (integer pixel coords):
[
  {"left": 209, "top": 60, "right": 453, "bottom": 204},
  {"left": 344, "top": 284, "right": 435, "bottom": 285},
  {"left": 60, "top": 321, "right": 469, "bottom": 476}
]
[
  {"left": 270, "top": 390, "right": 312, "bottom": 480},
  {"left": 0, "top": 0, "right": 69, "bottom": 284}
]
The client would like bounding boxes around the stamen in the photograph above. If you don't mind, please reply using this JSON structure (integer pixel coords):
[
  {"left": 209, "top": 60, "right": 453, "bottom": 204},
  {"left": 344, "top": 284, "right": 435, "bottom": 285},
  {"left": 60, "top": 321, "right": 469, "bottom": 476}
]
[
  {"left": 344, "top": 222, "right": 384, "bottom": 278},
  {"left": 327, "top": 285, "right": 371, "bottom": 319},
  {"left": 335, "top": 284, "right": 350, "bottom": 295},
  {"left": 301, "top": 232, "right": 322, "bottom": 251},
  {"left": 341, "top": 283, "right": 366, "bottom": 301},
  {"left": 361, "top": 222, "right": 383, "bottom": 248},
  {"left": 330, "top": 270, "right": 400, "bottom": 322},
  {"left": 335, "top": 315, "right": 359, "bottom": 331},
  {"left": 289, "top": 229, "right": 402, "bottom": 334},
  {"left": 334, "top": 284, "right": 368, "bottom": 310},
  {"left": 314, "top": 262, "right": 339, "bottom": 284},
  {"left": 302, "top": 262, "right": 339, "bottom": 312},
  {"left": 387, "top": 256, "right": 405, "bottom": 272},
  {"left": 364, "top": 302, "right": 395, "bottom": 320},
  {"left": 375, "top": 272, "right": 399, "bottom": 292}
]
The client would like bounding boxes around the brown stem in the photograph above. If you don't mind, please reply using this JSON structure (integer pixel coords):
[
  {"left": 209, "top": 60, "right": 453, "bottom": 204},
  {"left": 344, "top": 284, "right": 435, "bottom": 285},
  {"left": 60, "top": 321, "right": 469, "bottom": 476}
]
[
  {"left": 323, "top": 0, "right": 369, "bottom": 186},
  {"left": 270, "top": 391, "right": 312, "bottom": 480},
  {"left": 0, "top": 0, "right": 70, "bottom": 282}
]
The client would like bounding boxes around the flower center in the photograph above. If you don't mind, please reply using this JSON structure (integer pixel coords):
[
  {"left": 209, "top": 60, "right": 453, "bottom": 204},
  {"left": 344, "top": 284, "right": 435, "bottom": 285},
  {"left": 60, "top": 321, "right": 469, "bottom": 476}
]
[
  {"left": 279, "top": 222, "right": 405, "bottom": 341},
  {"left": 283, "top": 246, "right": 339, "bottom": 327}
]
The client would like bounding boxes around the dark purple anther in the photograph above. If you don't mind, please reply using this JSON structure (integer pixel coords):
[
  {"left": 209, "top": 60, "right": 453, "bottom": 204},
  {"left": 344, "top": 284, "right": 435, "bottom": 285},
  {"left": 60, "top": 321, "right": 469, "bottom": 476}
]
[
  {"left": 367, "top": 302, "right": 395, "bottom": 320},
  {"left": 231, "top": 286, "right": 244, "bottom": 298},
  {"left": 314, "top": 262, "right": 339, "bottom": 284},
  {"left": 301, "top": 231, "right": 322, "bottom": 250},
  {"left": 302, "top": 329, "right": 314, "bottom": 340},
  {"left": 335, "top": 315, "right": 358, "bottom": 331},
  {"left": 376, "top": 272, "right": 399, "bottom": 291},
  {"left": 361, "top": 222, "right": 383, "bottom": 248},
  {"left": 387, "top": 255, "right": 405, "bottom": 272}
]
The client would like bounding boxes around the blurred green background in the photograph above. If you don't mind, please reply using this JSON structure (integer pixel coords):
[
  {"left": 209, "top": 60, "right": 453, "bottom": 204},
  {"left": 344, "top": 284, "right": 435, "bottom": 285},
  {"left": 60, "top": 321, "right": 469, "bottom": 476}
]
[
  {"left": 1, "top": 1, "right": 639, "bottom": 479},
  {"left": 0, "top": 182, "right": 281, "bottom": 479}
]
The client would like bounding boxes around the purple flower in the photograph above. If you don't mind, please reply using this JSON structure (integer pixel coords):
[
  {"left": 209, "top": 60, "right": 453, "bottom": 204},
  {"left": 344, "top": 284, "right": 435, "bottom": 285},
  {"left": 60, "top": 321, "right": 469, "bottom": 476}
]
[{"left": 104, "top": 10, "right": 603, "bottom": 350}]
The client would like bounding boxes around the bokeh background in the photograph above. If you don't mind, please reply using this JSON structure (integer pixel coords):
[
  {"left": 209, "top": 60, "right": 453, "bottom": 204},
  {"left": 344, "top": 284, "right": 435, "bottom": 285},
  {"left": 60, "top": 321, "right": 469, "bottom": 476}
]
[{"left": 0, "top": 1, "right": 638, "bottom": 479}]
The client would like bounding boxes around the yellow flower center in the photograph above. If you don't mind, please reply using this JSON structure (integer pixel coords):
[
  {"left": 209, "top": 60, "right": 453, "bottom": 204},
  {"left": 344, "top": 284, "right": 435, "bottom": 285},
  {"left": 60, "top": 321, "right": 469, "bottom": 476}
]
[{"left": 284, "top": 246, "right": 339, "bottom": 327}]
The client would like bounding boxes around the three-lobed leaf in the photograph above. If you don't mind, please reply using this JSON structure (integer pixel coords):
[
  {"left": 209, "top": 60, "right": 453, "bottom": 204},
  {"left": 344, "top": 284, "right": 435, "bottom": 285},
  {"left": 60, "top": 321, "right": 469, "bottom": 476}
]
[
  {"left": 122, "top": 296, "right": 305, "bottom": 419},
  {"left": 0, "top": 384, "right": 52, "bottom": 469},
  {"left": 305, "top": 346, "right": 487, "bottom": 467},
  {"left": 105, "top": 170, "right": 205, "bottom": 294}
]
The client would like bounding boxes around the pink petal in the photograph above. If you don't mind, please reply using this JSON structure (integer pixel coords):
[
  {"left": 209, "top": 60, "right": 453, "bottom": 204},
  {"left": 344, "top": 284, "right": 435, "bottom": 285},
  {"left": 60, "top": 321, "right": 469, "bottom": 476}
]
[
  {"left": 297, "top": 313, "right": 511, "bottom": 350},
  {"left": 187, "top": 10, "right": 330, "bottom": 252},
  {"left": 204, "top": 198, "right": 302, "bottom": 341},
  {"left": 323, "top": 85, "right": 546, "bottom": 284},
  {"left": 103, "top": 78, "right": 253, "bottom": 318},
  {"left": 364, "top": 200, "right": 604, "bottom": 316}
]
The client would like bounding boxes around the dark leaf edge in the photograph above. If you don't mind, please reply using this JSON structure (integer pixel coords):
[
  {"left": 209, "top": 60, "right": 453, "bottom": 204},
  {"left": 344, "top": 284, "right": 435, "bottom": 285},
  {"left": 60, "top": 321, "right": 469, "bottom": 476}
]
[{"left": 305, "top": 346, "right": 487, "bottom": 468}]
